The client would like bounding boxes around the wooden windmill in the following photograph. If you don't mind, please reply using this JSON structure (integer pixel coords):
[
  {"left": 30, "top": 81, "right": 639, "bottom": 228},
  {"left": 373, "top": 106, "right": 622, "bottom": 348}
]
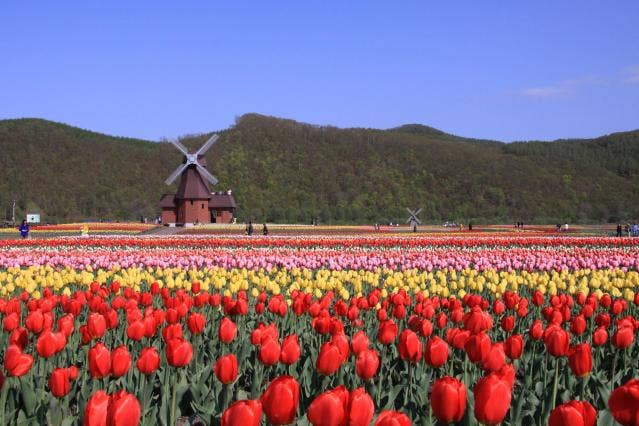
[
  {"left": 406, "top": 207, "right": 422, "bottom": 232},
  {"left": 159, "top": 135, "right": 237, "bottom": 226}
]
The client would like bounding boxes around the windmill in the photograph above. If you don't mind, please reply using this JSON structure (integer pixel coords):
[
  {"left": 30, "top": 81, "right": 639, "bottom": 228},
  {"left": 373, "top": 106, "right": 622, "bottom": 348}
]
[
  {"left": 159, "top": 134, "right": 237, "bottom": 226},
  {"left": 406, "top": 207, "right": 422, "bottom": 232}
]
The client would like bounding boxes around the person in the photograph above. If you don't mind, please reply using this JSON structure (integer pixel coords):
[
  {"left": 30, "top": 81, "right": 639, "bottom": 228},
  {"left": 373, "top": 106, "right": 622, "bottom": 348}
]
[
  {"left": 468, "top": 222, "right": 473, "bottom": 231},
  {"left": 246, "top": 221, "right": 254, "bottom": 236},
  {"left": 18, "top": 220, "right": 29, "bottom": 239},
  {"left": 262, "top": 223, "right": 268, "bottom": 236},
  {"left": 564, "top": 223, "right": 569, "bottom": 232},
  {"left": 624, "top": 223, "right": 630, "bottom": 237},
  {"left": 616, "top": 223, "right": 623, "bottom": 237},
  {"left": 633, "top": 222, "right": 638, "bottom": 237}
]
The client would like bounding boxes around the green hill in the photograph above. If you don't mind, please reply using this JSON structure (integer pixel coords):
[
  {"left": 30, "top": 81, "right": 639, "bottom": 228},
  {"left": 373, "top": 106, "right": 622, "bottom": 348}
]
[{"left": 0, "top": 114, "right": 637, "bottom": 224}]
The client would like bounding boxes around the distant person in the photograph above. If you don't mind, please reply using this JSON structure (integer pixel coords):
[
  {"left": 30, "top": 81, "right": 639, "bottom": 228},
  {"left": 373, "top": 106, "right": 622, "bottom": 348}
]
[
  {"left": 468, "top": 222, "right": 473, "bottom": 231},
  {"left": 633, "top": 222, "right": 638, "bottom": 237},
  {"left": 18, "top": 220, "right": 29, "bottom": 239},
  {"left": 556, "top": 223, "right": 561, "bottom": 232},
  {"left": 625, "top": 223, "right": 631, "bottom": 237},
  {"left": 616, "top": 223, "right": 623, "bottom": 237},
  {"left": 262, "top": 223, "right": 268, "bottom": 236},
  {"left": 564, "top": 223, "right": 569, "bottom": 232},
  {"left": 246, "top": 221, "right": 254, "bottom": 236}
]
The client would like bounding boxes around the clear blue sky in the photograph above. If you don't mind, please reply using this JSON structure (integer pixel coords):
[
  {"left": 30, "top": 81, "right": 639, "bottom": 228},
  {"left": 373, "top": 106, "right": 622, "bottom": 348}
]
[{"left": 1, "top": 1, "right": 638, "bottom": 142}]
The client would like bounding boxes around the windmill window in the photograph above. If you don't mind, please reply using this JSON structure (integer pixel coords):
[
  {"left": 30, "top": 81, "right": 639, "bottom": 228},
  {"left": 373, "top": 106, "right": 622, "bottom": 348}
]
[
  {"left": 190, "top": 201, "right": 193, "bottom": 205},
  {"left": 202, "top": 203, "right": 205, "bottom": 209}
]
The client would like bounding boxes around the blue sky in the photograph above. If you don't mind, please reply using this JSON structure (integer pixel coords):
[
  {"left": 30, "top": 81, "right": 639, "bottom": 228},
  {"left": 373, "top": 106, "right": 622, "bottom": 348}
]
[{"left": 1, "top": 1, "right": 638, "bottom": 141}]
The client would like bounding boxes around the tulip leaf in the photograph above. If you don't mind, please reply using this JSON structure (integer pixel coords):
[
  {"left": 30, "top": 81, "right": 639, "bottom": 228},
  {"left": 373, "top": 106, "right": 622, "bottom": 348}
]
[
  {"left": 597, "top": 409, "right": 617, "bottom": 426},
  {"left": 19, "top": 381, "right": 38, "bottom": 417}
]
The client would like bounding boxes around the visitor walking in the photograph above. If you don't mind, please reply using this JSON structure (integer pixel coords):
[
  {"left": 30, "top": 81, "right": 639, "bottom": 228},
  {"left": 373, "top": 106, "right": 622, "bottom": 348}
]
[
  {"left": 633, "top": 222, "right": 638, "bottom": 237},
  {"left": 18, "top": 220, "right": 29, "bottom": 239},
  {"left": 616, "top": 223, "right": 623, "bottom": 237},
  {"left": 246, "top": 221, "right": 254, "bottom": 236},
  {"left": 262, "top": 223, "right": 268, "bottom": 236}
]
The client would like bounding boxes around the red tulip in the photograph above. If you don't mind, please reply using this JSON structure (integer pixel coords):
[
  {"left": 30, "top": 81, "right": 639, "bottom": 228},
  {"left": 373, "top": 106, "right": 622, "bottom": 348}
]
[
  {"left": 3, "top": 312, "right": 19, "bottom": 331},
  {"left": 377, "top": 320, "right": 398, "bottom": 345},
  {"left": 374, "top": 410, "right": 411, "bottom": 426},
  {"left": 544, "top": 325, "right": 570, "bottom": 357},
  {"left": 348, "top": 388, "right": 375, "bottom": 426},
  {"left": 612, "top": 326, "right": 634, "bottom": 349},
  {"left": 473, "top": 373, "right": 512, "bottom": 425},
  {"left": 166, "top": 337, "right": 193, "bottom": 367},
  {"left": 356, "top": 348, "right": 380, "bottom": 380},
  {"left": 136, "top": 347, "right": 160, "bottom": 375},
  {"left": 219, "top": 318, "right": 237, "bottom": 343},
  {"left": 36, "top": 330, "right": 65, "bottom": 358},
  {"left": 4, "top": 344, "right": 33, "bottom": 377},
  {"left": 465, "top": 332, "right": 491, "bottom": 364},
  {"left": 25, "top": 310, "right": 46, "bottom": 334},
  {"left": 111, "top": 346, "right": 132, "bottom": 378},
  {"left": 88, "top": 343, "right": 112, "bottom": 379},
  {"left": 126, "top": 320, "right": 145, "bottom": 341},
  {"left": 530, "top": 319, "right": 544, "bottom": 340},
  {"left": 504, "top": 334, "right": 524, "bottom": 360},
  {"left": 49, "top": 367, "right": 77, "bottom": 398},
  {"left": 608, "top": 379, "right": 639, "bottom": 426},
  {"left": 260, "top": 376, "right": 300, "bottom": 425},
  {"left": 187, "top": 312, "right": 206, "bottom": 335},
  {"left": 482, "top": 343, "right": 506, "bottom": 372},
  {"left": 214, "top": 354, "right": 238, "bottom": 384},
  {"left": 463, "top": 307, "right": 493, "bottom": 334},
  {"left": 107, "top": 390, "right": 141, "bottom": 426},
  {"left": 593, "top": 326, "right": 608, "bottom": 346},
  {"left": 87, "top": 313, "right": 107, "bottom": 339},
  {"left": 549, "top": 400, "right": 596, "bottom": 426},
  {"left": 280, "top": 334, "right": 301, "bottom": 365},
  {"left": 307, "top": 385, "right": 349, "bottom": 426},
  {"left": 259, "top": 337, "right": 281, "bottom": 366},
  {"left": 424, "top": 336, "right": 449, "bottom": 368},
  {"left": 398, "top": 329, "right": 422, "bottom": 362},
  {"left": 568, "top": 343, "right": 592, "bottom": 377},
  {"left": 501, "top": 315, "right": 515, "bottom": 332},
  {"left": 430, "top": 376, "right": 467, "bottom": 423},
  {"left": 84, "top": 390, "right": 110, "bottom": 426},
  {"left": 9, "top": 327, "right": 29, "bottom": 350},
  {"left": 221, "top": 400, "right": 262, "bottom": 426},
  {"left": 570, "top": 315, "right": 587, "bottom": 336},
  {"left": 351, "top": 330, "right": 370, "bottom": 355},
  {"left": 317, "top": 341, "right": 344, "bottom": 375}
]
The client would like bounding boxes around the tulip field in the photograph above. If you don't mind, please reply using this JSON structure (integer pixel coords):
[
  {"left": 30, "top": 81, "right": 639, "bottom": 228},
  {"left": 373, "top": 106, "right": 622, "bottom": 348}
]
[{"left": 1, "top": 234, "right": 639, "bottom": 425}]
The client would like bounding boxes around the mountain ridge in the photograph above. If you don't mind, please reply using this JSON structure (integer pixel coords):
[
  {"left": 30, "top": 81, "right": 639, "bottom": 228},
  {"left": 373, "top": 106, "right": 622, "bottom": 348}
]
[{"left": 0, "top": 113, "right": 637, "bottom": 224}]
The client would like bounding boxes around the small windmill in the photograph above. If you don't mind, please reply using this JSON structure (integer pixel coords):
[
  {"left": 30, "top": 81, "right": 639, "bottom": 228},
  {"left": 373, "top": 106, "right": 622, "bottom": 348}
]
[
  {"left": 406, "top": 207, "right": 422, "bottom": 232},
  {"left": 159, "top": 134, "right": 237, "bottom": 225}
]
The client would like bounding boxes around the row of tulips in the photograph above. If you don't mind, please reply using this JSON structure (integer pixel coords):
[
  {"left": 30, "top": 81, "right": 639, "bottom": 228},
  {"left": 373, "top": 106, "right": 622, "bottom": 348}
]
[
  {"left": 0, "top": 279, "right": 638, "bottom": 424},
  {"left": 2, "top": 263, "right": 638, "bottom": 305},
  {"left": 3, "top": 235, "right": 639, "bottom": 249},
  {"left": 2, "top": 245, "right": 639, "bottom": 271}
]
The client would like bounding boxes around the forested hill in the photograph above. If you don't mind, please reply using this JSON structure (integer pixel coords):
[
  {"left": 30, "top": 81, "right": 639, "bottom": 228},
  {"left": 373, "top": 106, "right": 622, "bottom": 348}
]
[{"left": 0, "top": 114, "right": 638, "bottom": 224}]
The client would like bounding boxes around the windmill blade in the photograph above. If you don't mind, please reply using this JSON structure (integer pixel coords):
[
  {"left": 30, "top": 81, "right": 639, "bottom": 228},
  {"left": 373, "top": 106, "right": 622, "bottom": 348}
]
[
  {"left": 415, "top": 208, "right": 423, "bottom": 216},
  {"left": 416, "top": 218, "right": 422, "bottom": 225},
  {"left": 170, "top": 140, "right": 190, "bottom": 155},
  {"left": 196, "top": 164, "right": 219, "bottom": 186},
  {"left": 196, "top": 134, "right": 219, "bottom": 156},
  {"left": 406, "top": 208, "right": 415, "bottom": 215},
  {"left": 165, "top": 163, "right": 188, "bottom": 185}
]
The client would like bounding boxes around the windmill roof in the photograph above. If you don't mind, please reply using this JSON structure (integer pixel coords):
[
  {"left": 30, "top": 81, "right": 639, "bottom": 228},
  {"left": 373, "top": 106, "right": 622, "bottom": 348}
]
[
  {"left": 175, "top": 166, "right": 212, "bottom": 199},
  {"left": 159, "top": 194, "right": 176, "bottom": 208},
  {"left": 209, "top": 193, "right": 237, "bottom": 209}
]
